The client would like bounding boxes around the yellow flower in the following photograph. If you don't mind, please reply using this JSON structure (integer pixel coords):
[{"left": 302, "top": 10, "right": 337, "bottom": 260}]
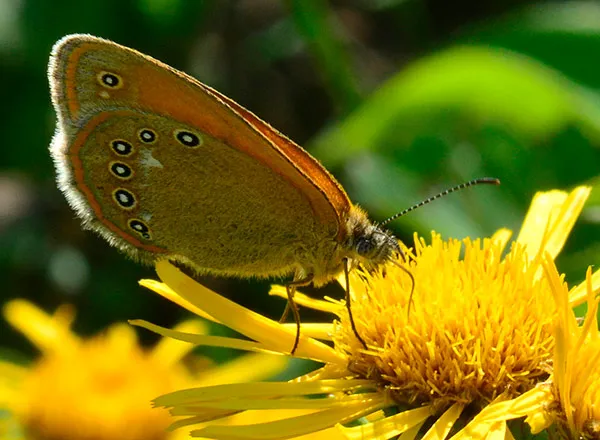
[
  {"left": 522, "top": 259, "right": 600, "bottom": 439},
  {"left": 136, "top": 186, "right": 597, "bottom": 439},
  {"left": 0, "top": 299, "right": 287, "bottom": 440}
]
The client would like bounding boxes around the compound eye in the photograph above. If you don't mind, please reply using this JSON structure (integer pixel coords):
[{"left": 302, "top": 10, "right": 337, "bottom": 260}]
[{"left": 356, "top": 237, "right": 375, "bottom": 256}]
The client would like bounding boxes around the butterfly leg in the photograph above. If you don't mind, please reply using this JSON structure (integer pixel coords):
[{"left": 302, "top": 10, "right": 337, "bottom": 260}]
[
  {"left": 278, "top": 300, "right": 291, "bottom": 324},
  {"left": 343, "top": 258, "right": 368, "bottom": 349},
  {"left": 282, "top": 273, "right": 314, "bottom": 354}
]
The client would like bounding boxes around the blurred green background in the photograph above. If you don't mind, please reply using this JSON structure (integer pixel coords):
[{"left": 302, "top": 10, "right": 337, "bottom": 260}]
[{"left": 1, "top": 0, "right": 600, "bottom": 360}]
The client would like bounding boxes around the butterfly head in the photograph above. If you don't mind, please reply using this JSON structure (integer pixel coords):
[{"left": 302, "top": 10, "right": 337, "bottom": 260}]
[{"left": 343, "top": 206, "right": 403, "bottom": 272}]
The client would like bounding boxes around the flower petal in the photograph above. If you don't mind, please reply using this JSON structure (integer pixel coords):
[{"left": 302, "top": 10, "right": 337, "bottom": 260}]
[
  {"left": 269, "top": 286, "right": 343, "bottom": 314},
  {"left": 196, "top": 353, "right": 289, "bottom": 387},
  {"left": 2, "top": 300, "right": 78, "bottom": 353},
  {"left": 140, "top": 279, "right": 218, "bottom": 323},
  {"left": 0, "top": 361, "right": 26, "bottom": 407},
  {"left": 338, "top": 406, "right": 431, "bottom": 440},
  {"left": 131, "top": 319, "right": 280, "bottom": 354},
  {"left": 517, "top": 187, "right": 590, "bottom": 261},
  {"left": 490, "top": 228, "right": 512, "bottom": 250},
  {"left": 155, "top": 379, "right": 376, "bottom": 407},
  {"left": 151, "top": 319, "right": 209, "bottom": 366},
  {"left": 155, "top": 261, "right": 344, "bottom": 364},
  {"left": 280, "top": 323, "right": 334, "bottom": 341},
  {"left": 422, "top": 403, "right": 464, "bottom": 440},
  {"left": 190, "top": 399, "right": 386, "bottom": 440},
  {"left": 453, "top": 387, "right": 552, "bottom": 439},
  {"left": 567, "top": 266, "right": 600, "bottom": 308}
]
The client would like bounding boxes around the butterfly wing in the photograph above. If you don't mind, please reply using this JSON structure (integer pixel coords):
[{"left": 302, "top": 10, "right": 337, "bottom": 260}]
[{"left": 48, "top": 34, "right": 352, "bottom": 277}]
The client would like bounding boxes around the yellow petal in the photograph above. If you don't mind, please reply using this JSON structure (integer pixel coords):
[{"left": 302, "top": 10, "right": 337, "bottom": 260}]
[
  {"left": 490, "top": 228, "right": 512, "bottom": 250},
  {"left": 484, "top": 422, "right": 507, "bottom": 440},
  {"left": 190, "top": 399, "right": 386, "bottom": 440},
  {"left": 269, "top": 286, "right": 342, "bottom": 314},
  {"left": 2, "top": 299, "right": 78, "bottom": 353},
  {"left": 280, "top": 323, "right": 334, "bottom": 341},
  {"left": 105, "top": 322, "right": 139, "bottom": 351},
  {"left": 151, "top": 319, "right": 209, "bottom": 366},
  {"left": 517, "top": 187, "right": 590, "bottom": 262},
  {"left": 155, "top": 261, "right": 344, "bottom": 364},
  {"left": 0, "top": 360, "right": 26, "bottom": 407},
  {"left": 525, "top": 406, "right": 554, "bottom": 434},
  {"left": 398, "top": 422, "right": 425, "bottom": 440},
  {"left": 338, "top": 406, "right": 431, "bottom": 440},
  {"left": 422, "top": 403, "right": 464, "bottom": 440},
  {"left": 567, "top": 266, "right": 600, "bottom": 308},
  {"left": 196, "top": 353, "right": 289, "bottom": 387},
  {"left": 131, "top": 319, "right": 279, "bottom": 354},
  {"left": 454, "top": 387, "right": 552, "bottom": 439},
  {"left": 155, "top": 379, "right": 376, "bottom": 407},
  {"left": 539, "top": 186, "right": 591, "bottom": 259},
  {"left": 140, "top": 279, "right": 218, "bottom": 323},
  {"left": 173, "top": 393, "right": 384, "bottom": 415}
]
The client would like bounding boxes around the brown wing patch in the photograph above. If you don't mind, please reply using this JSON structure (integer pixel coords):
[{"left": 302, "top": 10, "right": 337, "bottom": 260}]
[{"left": 49, "top": 34, "right": 347, "bottom": 241}]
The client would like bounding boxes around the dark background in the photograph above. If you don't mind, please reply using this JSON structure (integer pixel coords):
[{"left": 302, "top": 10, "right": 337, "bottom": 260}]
[{"left": 2, "top": 0, "right": 599, "bottom": 359}]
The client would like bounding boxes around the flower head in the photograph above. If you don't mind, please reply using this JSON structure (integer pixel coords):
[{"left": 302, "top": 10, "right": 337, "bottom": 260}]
[
  {"left": 338, "top": 232, "right": 554, "bottom": 410},
  {"left": 0, "top": 300, "right": 286, "bottom": 440},
  {"left": 138, "top": 186, "right": 596, "bottom": 439},
  {"left": 522, "top": 259, "right": 600, "bottom": 440}
]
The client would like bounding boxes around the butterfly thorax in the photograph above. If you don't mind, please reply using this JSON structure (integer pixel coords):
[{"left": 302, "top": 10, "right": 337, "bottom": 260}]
[{"left": 305, "top": 205, "right": 401, "bottom": 286}]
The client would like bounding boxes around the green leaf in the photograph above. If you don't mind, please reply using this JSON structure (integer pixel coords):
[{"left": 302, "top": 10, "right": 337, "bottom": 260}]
[{"left": 312, "top": 46, "right": 600, "bottom": 166}]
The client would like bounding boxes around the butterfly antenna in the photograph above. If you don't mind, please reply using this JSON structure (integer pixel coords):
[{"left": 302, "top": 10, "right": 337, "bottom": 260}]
[{"left": 380, "top": 177, "right": 500, "bottom": 226}]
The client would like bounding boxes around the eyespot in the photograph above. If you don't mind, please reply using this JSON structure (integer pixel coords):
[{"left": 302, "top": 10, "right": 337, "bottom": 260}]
[
  {"left": 138, "top": 129, "right": 157, "bottom": 144},
  {"left": 111, "top": 140, "right": 134, "bottom": 156},
  {"left": 174, "top": 129, "right": 202, "bottom": 148},
  {"left": 112, "top": 188, "right": 137, "bottom": 209},
  {"left": 97, "top": 71, "right": 123, "bottom": 89},
  {"left": 109, "top": 162, "right": 133, "bottom": 180},
  {"left": 128, "top": 219, "right": 152, "bottom": 240}
]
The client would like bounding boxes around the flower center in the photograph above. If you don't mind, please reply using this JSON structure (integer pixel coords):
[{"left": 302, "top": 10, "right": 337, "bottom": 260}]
[{"left": 338, "top": 234, "right": 556, "bottom": 409}]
